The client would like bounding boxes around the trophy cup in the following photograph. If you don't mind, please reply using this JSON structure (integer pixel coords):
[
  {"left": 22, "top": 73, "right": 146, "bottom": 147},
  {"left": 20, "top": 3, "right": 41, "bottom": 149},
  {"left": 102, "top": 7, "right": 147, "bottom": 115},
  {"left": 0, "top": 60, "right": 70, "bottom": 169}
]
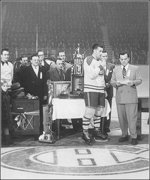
[{"left": 71, "top": 44, "right": 84, "bottom": 97}]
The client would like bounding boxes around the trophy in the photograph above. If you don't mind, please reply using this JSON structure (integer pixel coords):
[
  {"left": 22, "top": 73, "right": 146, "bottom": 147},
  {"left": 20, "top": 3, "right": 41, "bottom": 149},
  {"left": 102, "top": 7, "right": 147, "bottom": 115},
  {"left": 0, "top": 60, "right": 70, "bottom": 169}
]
[{"left": 71, "top": 44, "right": 84, "bottom": 97}]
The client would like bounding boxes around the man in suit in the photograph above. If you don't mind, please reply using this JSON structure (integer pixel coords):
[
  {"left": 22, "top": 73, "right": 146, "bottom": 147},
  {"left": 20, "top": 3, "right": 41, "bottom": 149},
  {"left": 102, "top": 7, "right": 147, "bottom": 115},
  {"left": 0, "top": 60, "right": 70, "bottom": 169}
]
[
  {"left": 47, "top": 58, "right": 65, "bottom": 81},
  {"left": 37, "top": 50, "right": 50, "bottom": 72},
  {"left": 58, "top": 51, "right": 72, "bottom": 73},
  {"left": 65, "top": 67, "right": 72, "bottom": 81},
  {"left": 13, "top": 55, "right": 29, "bottom": 83},
  {"left": 21, "top": 53, "right": 47, "bottom": 135},
  {"left": 46, "top": 57, "right": 67, "bottom": 133},
  {"left": 111, "top": 50, "right": 142, "bottom": 145},
  {"left": 100, "top": 51, "right": 115, "bottom": 135},
  {"left": 1, "top": 48, "right": 13, "bottom": 87}
]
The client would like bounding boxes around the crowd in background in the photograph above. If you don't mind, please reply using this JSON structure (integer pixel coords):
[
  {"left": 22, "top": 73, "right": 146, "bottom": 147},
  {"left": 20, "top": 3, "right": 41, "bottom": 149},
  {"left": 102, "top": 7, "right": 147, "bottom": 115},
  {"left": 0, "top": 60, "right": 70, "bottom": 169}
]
[{"left": 2, "top": 2, "right": 148, "bottom": 65}]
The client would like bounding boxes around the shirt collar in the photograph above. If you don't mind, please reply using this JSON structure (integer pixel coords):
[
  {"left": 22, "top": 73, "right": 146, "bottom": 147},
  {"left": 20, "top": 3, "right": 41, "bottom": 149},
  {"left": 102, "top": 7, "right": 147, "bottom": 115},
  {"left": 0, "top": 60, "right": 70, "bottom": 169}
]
[
  {"left": 1, "top": 61, "right": 8, "bottom": 65},
  {"left": 121, "top": 63, "right": 129, "bottom": 70},
  {"left": 32, "top": 65, "right": 39, "bottom": 70},
  {"left": 41, "top": 60, "right": 44, "bottom": 66},
  {"left": 92, "top": 55, "right": 98, "bottom": 61}
]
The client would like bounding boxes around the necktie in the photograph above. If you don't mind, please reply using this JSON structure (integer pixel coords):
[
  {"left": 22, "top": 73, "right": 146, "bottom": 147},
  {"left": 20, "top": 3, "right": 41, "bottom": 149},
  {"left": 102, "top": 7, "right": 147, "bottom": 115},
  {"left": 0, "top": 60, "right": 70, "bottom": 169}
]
[{"left": 122, "top": 66, "right": 126, "bottom": 78}]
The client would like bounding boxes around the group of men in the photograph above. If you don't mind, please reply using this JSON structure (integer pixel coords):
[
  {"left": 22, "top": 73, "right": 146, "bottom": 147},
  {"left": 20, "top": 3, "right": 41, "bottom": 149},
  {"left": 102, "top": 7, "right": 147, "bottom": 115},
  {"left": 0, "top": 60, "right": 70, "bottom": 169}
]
[
  {"left": 1, "top": 48, "right": 72, "bottom": 137},
  {"left": 83, "top": 44, "right": 142, "bottom": 145},
  {"left": 1, "top": 44, "right": 142, "bottom": 146}
]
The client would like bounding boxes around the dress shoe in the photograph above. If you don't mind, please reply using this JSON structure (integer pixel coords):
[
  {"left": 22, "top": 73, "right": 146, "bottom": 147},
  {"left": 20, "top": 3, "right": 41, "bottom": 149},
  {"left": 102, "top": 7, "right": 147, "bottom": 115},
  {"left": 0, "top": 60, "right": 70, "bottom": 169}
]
[
  {"left": 118, "top": 136, "right": 129, "bottom": 142},
  {"left": 94, "top": 130, "right": 108, "bottom": 142},
  {"left": 131, "top": 138, "right": 138, "bottom": 145}
]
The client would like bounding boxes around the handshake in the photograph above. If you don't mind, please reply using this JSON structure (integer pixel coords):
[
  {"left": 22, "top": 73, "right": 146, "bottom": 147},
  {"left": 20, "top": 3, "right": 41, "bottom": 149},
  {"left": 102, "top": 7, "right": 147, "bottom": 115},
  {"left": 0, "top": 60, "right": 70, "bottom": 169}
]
[{"left": 99, "top": 65, "right": 104, "bottom": 75}]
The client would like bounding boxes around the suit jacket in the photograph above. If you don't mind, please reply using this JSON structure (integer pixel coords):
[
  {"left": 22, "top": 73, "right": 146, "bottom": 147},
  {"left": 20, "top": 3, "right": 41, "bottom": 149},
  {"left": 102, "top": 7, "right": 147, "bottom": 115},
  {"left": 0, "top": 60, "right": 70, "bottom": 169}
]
[
  {"left": 111, "top": 64, "right": 142, "bottom": 104},
  {"left": 47, "top": 68, "right": 65, "bottom": 81},
  {"left": 42, "top": 59, "right": 50, "bottom": 72},
  {"left": 65, "top": 67, "right": 72, "bottom": 81},
  {"left": 63, "top": 62, "right": 73, "bottom": 72},
  {"left": 1, "top": 90, "right": 11, "bottom": 128},
  {"left": 13, "top": 65, "right": 27, "bottom": 84},
  {"left": 22, "top": 65, "right": 47, "bottom": 100},
  {"left": 104, "top": 62, "right": 115, "bottom": 99}
]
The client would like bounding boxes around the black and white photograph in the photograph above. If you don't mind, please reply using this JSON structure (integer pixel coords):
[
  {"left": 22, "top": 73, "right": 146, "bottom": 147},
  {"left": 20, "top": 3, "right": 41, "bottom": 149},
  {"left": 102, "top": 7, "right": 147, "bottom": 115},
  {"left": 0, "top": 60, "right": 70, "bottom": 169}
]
[{"left": 1, "top": 0, "right": 149, "bottom": 179}]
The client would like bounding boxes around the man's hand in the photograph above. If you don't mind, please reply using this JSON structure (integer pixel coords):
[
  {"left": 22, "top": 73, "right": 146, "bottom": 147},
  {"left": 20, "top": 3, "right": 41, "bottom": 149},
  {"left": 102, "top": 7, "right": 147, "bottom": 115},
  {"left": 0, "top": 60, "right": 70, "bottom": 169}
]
[
  {"left": 26, "top": 93, "right": 33, "bottom": 99},
  {"left": 99, "top": 65, "right": 104, "bottom": 75},
  {"left": 116, "top": 81, "right": 122, "bottom": 87},
  {"left": 127, "top": 81, "right": 135, "bottom": 86},
  {"left": 106, "top": 83, "right": 110, "bottom": 88},
  {"left": 99, "top": 69, "right": 104, "bottom": 75}
]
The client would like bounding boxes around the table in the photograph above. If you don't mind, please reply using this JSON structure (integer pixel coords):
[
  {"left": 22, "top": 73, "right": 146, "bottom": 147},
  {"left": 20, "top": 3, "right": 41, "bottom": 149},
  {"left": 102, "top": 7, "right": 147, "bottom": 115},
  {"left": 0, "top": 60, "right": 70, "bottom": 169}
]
[
  {"left": 137, "top": 97, "right": 149, "bottom": 139},
  {"left": 51, "top": 98, "right": 85, "bottom": 139},
  {"left": 51, "top": 98, "right": 110, "bottom": 139},
  {"left": 52, "top": 98, "right": 86, "bottom": 120}
]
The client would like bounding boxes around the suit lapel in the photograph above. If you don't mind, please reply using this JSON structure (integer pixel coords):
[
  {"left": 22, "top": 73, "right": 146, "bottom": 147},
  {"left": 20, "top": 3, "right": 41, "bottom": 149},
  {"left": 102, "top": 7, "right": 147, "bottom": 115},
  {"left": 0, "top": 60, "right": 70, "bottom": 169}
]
[
  {"left": 30, "top": 65, "right": 39, "bottom": 79},
  {"left": 127, "top": 64, "right": 132, "bottom": 72},
  {"left": 60, "top": 69, "right": 65, "bottom": 80},
  {"left": 105, "top": 63, "right": 112, "bottom": 77},
  {"left": 105, "top": 65, "right": 109, "bottom": 76},
  {"left": 126, "top": 64, "right": 131, "bottom": 78},
  {"left": 38, "top": 67, "right": 41, "bottom": 79},
  {"left": 106, "top": 63, "right": 110, "bottom": 70},
  {"left": 38, "top": 67, "right": 44, "bottom": 80},
  {"left": 56, "top": 69, "right": 61, "bottom": 81},
  {"left": 117, "top": 66, "right": 124, "bottom": 80}
]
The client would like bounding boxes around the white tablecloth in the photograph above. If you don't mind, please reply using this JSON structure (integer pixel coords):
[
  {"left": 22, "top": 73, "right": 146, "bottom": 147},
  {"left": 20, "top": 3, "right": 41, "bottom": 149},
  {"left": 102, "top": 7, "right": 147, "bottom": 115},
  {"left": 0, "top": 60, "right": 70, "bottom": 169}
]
[
  {"left": 52, "top": 98, "right": 86, "bottom": 120},
  {"left": 52, "top": 98, "right": 110, "bottom": 120}
]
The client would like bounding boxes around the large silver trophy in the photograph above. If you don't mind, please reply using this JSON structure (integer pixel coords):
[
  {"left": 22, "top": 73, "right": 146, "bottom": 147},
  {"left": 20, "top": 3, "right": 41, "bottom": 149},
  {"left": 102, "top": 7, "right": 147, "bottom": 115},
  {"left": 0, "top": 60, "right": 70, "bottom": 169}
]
[
  {"left": 71, "top": 44, "right": 84, "bottom": 97},
  {"left": 38, "top": 81, "right": 56, "bottom": 143}
]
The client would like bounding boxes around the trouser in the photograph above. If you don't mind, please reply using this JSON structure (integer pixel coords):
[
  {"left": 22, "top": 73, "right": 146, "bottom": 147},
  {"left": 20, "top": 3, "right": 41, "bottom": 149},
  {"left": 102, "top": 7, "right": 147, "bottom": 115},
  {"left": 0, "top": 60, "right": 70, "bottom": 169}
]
[
  {"left": 100, "top": 117, "right": 107, "bottom": 134},
  {"left": 117, "top": 103, "right": 138, "bottom": 139},
  {"left": 104, "top": 96, "right": 112, "bottom": 130},
  {"left": 39, "top": 101, "right": 43, "bottom": 134},
  {"left": 39, "top": 98, "right": 47, "bottom": 134}
]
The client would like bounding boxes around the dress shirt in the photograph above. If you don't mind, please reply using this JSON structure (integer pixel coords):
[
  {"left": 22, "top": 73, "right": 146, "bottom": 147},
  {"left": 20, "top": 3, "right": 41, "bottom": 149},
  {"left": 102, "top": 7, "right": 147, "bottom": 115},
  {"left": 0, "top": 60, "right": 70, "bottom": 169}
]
[
  {"left": 41, "top": 60, "right": 44, "bottom": 66},
  {"left": 121, "top": 64, "right": 129, "bottom": 71},
  {"left": 32, "top": 65, "right": 39, "bottom": 77},
  {"left": 1, "top": 61, "right": 13, "bottom": 86}
]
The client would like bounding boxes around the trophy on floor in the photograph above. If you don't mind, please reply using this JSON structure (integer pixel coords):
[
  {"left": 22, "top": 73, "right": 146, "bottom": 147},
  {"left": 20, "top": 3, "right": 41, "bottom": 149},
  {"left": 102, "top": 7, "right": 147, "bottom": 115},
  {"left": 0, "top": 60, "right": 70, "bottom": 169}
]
[{"left": 38, "top": 81, "right": 56, "bottom": 144}]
